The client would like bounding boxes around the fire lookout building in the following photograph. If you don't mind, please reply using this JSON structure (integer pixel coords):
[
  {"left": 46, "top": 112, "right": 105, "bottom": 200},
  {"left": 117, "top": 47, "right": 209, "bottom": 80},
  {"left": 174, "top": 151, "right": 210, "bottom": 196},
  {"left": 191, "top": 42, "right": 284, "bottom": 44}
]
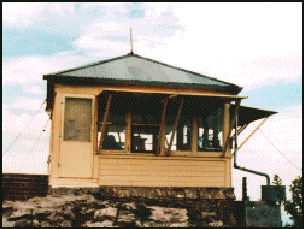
[{"left": 43, "top": 52, "right": 276, "bottom": 198}]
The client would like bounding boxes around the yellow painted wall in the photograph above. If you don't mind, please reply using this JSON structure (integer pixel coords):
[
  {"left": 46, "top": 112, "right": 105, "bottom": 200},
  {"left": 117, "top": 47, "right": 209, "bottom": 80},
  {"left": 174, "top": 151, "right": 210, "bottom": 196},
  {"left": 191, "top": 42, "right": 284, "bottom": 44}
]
[{"left": 98, "top": 156, "right": 231, "bottom": 188}]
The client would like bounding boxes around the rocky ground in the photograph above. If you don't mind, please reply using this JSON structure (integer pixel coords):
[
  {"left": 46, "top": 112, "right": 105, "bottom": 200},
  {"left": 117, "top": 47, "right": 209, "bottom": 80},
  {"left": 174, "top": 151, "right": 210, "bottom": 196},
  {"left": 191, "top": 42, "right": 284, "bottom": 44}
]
[{"left": 2, "top": 195, "right": 229, "bottom": 227}]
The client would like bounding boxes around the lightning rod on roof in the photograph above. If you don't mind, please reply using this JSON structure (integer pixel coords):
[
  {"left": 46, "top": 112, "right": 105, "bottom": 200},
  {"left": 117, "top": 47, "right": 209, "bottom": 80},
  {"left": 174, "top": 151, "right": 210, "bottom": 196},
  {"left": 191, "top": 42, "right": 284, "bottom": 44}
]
[{"left": 130, "top": 28, "right": 134, "bottom": 54}]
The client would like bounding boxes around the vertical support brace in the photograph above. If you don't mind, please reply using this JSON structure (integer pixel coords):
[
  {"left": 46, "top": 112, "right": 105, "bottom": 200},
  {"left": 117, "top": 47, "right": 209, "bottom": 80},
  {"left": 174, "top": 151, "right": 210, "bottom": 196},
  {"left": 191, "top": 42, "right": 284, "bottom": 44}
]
[
  {"left": 156, "top": 98, "right": 168, "bottom": 157},
  {"left": 166, "top": 99, "right": 183, "bottom": 157},
  {"left": 98, "top": 94, "right": 112, "bottom": 153}
]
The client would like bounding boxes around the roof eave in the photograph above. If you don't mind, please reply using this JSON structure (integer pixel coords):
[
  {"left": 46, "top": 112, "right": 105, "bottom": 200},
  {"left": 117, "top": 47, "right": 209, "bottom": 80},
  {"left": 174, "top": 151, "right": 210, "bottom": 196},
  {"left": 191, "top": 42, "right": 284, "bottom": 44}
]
[{"left": 43, "top": 75, "right": 242, "bottom": 94}]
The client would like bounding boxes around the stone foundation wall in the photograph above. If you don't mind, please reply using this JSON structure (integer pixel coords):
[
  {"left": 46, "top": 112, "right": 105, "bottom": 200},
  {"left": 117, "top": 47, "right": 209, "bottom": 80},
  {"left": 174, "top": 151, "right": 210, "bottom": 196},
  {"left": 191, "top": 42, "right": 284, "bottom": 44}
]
[
  {"left": 51, "top": 186, "right": 235, "bottom": 201},
  {"left": 2, "top": 195, "right": 237, "bottom": 227},
  {"left": 50, "top": 186, "right": 237, "bottom": 226}
]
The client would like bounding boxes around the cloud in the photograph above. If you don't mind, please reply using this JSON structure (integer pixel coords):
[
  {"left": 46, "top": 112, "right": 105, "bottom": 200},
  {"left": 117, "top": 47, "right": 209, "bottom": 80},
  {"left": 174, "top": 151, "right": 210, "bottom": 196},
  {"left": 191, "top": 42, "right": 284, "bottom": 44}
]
[
  {"left": 158, "top": 2, "right": 302, "bottom": 89},
  {"left": 75, "top": 2, "right": 302, "bottom": 90},
  {"left": 2, "top": 2, "right": 46, "bottom": 27},
  {"left": 2, "top": 52, "right": 94, "bottom": 85},
  {"left": 7, "top": 3, "right": 301, "bottom": 89},
  {"left": 2, "top": 103, "right": 50, "bottom": 174},
  {"left": 2, "top": 150, "right": 48, "bottom": 174},
  {"left": 43, "top": 2, "right": 76, "bottom": 14},
  {"left": 10, "top": 98, "right": 46, "bottom": 111},
  {"left": 2, "top": 2, "right": 79, "bottom": 28},
  {"left": 2, "top": 104, "right": 50, "bottom": 135},
  {"left": 72, "top": 2, "right": 183, "bottom": 52},
  {"left": 23, "top": 86, "right": 45, "bottom": 95},
  {"left": 238, "top": 105, "right": 302, "bottom": 154}
]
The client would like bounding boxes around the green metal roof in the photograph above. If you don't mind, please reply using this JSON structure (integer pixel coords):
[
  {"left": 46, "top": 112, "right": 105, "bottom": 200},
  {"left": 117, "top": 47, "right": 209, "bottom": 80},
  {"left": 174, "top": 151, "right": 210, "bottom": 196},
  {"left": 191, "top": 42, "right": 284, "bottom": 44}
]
[{"left": 43, "top": 52, "right": 242, "bottom": 94}]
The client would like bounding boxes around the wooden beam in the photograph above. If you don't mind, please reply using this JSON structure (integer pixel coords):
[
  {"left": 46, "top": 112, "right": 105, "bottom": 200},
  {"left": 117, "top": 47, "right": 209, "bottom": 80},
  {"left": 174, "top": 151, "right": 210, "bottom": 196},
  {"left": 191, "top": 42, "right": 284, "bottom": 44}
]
[
  {"left": 125, "top": 110, "right": 131, "bottom": 153},
  {"left": 98, "top": 94, "right": 112, "bottom": 153},
  {"left": 192, "top": 113, "right": 198, "bottom": 154},
  {"left": 222, "top": 100, "right": 230, "bottom": 157},
  {"left": 231, "top": 124, "right": 249, "bottom": 140},
  {"left": 236, "top": 117, "right": 269, "bottom": 151},
  {"left": 166, "top": 99, "right": 184, "bottom": 157},
  {"left": 230, "top": 100, "right": 241, "bottom": 133},
  {"left": 222, "top": 99, "right": 241, "bottom": 157},
  {"left": 156, "top": 98, "right": 168, "bottom": 156},
  {"left": 95, "top": 96, "right": 99, "bottom": 153}
]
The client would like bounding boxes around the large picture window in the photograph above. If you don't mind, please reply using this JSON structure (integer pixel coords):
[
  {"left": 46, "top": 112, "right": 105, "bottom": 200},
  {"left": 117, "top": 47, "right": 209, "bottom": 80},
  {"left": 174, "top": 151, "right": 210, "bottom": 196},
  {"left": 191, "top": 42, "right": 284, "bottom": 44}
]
[{"left": 97, "top": 92, "right": 224, "bottom": 154}]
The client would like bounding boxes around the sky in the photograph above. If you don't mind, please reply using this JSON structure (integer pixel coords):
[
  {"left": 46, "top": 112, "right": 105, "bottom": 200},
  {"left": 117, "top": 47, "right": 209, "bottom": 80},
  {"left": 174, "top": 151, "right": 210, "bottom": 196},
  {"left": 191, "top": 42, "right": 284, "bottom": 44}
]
[{"left": 2, "top": 2, "right": 302, "bottom": 207}]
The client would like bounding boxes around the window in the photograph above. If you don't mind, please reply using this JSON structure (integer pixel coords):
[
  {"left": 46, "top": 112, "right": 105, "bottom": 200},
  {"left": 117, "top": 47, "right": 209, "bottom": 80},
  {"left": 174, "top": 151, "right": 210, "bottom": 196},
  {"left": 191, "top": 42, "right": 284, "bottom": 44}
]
[
  {"left": 164, "top": 125, "right": 177, "bottom": 150},
  {"left": 99, "top": 125, "right": 125, "bottom": 150},
  {"left": 177, "top": 120, "right": 192, "bottom": 151},
  {"left": 98, "top": 95, "right": 127, "bottom": 150},
  {"left": 131, "top": 125, "right": 159, "bottom": 153},
  {"left": 130, "top": 96, "right": 162, "bottom": 153},
  {"left": 197, "top": 106, "right": 223, "bottom": 152},
  {"left": 165, "top": 98, "right": 193, "bottom": 152}
]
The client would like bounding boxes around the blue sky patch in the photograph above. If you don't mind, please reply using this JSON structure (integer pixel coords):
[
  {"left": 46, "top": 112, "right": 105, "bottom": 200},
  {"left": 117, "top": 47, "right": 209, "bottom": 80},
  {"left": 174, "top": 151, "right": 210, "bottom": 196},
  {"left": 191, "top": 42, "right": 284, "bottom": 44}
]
[
  {"left": 2, "top": 28, "right": 76, "bottom": 58},
  {"left": 241, "top": 79, "right": 302, "bottom": 111}
]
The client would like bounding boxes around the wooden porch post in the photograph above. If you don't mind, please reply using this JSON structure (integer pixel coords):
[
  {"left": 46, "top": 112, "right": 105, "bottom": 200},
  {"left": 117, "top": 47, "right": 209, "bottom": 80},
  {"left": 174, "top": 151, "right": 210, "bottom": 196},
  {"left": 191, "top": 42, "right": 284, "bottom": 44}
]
[
  {"left": 222, "top": 100, "right": 231, "bottom": 158},
  {"left": 192, "top": 113, "right": 198, "bottom": 154},
  {"left": 166, "top": 99, "right": 184, "bottom": 157},
  {"left": 222, "top": 99, "right": 240, "bottom": 157},
  {"left": 156, "top": 98, "right": 168, "bottom": 157},
  {"left": 98, "top": 94, "right": 112, "bottom": 154}
]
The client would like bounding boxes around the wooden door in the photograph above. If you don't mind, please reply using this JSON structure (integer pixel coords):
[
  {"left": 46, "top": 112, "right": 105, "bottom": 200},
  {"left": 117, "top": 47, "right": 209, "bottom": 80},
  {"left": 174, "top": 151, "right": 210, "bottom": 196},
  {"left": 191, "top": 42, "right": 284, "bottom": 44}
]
[{"left": 59, "top": 95, "right": 94, "bottom": 178}]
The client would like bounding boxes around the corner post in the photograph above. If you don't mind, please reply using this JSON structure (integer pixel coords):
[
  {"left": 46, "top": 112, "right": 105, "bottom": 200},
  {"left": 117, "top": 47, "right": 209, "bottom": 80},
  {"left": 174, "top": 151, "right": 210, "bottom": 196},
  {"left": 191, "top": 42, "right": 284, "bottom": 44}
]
[{"left": 222, "top": 100, "right": 231, "bottom": 157}]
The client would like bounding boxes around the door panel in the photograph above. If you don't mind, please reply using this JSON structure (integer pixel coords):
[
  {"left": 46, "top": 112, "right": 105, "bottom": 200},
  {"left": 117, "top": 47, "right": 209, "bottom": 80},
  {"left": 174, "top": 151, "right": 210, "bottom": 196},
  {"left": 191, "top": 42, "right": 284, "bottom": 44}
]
[{"left": 59, "top": 96, "right": 94, "bottom": 178}]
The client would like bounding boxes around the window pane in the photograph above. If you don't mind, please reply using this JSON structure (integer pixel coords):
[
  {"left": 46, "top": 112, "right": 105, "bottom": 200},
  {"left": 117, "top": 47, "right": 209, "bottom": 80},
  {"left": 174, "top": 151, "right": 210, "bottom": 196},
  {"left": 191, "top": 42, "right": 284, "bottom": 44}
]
[
  {"left": 177, "top": 120, "right": 192, "bottom": 151},
  {"left": 64, "top": 98, "right": 92, "bottom": 142},
  {"left": 99, "top": 125, "right": 125, "bottom": 150},
  {"left": 131, "top": 126, "right": 159, "bottom": 153},
  {"left": 198, "top": 106, "right": 223, "bottom": 152},
  {"left": 164, "top": 126, "right": 177, "bottom": 150}
]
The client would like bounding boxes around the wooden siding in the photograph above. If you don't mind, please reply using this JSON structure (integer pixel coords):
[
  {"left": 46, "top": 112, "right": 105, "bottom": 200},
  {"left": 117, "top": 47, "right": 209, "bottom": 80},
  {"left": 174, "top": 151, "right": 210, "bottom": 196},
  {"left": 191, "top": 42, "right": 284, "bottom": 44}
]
[{"left": 99, "top": 157, "right": 228, "bottom": 188}]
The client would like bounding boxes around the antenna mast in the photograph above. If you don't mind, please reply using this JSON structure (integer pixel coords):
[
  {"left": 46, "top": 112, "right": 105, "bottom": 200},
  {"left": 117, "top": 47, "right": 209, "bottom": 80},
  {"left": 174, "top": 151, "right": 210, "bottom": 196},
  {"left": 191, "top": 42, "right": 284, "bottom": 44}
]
[{"left": 130, "top": 28, "right": 134, "bottom": 54}]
